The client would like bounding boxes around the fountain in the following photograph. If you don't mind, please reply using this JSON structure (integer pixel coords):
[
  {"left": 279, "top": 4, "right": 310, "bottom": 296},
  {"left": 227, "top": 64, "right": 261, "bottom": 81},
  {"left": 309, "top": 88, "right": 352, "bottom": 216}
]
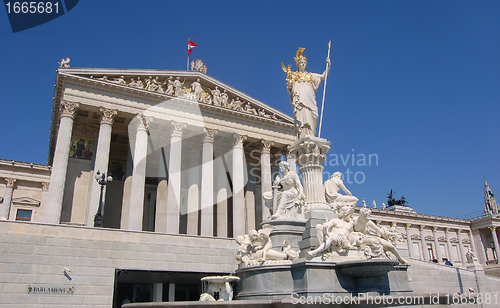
[{"left": 122, "top": 46, "right": 458, "bottom": 308}]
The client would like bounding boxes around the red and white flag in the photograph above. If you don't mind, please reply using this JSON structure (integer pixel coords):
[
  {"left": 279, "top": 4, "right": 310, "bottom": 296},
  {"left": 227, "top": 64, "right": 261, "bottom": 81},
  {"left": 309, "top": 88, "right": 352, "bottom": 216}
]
[{"left": 187, "top": 39, "right": 197, "bottom": 55}]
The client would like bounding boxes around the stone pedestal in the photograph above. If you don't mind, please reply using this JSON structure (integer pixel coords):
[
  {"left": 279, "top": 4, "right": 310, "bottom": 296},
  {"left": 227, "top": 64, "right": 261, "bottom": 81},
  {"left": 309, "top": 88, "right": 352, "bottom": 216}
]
[
  {"left": 298, "top": 209, "right": 337, "bottom": 258},
  {"left": 261, "top": 218, "right": 306, "bottom": 251},
  {"left": 236, "top": 264, "right": 294, "bottom": 300},
  {"left": 289, "top": 136, "right": 330, "bottom": 210}
]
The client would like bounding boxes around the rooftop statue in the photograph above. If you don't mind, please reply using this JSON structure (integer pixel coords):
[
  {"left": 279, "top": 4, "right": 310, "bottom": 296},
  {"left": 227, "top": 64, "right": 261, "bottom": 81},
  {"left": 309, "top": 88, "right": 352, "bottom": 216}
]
[
  {"left": 283, "top": 47, "right": 330, "bottom": 138},
  {"left": 387, "top": 189, "right": 408, "bottom": 207},
  {"left": 58, "top": 57, "right": 70, "bottom": 68},
  {"left": 324, "top": 172, "right": 359, "bottom": 210}
]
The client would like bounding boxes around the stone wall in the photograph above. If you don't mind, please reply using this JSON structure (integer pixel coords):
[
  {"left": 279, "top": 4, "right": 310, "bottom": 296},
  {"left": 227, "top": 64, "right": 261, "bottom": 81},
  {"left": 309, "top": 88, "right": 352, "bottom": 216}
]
[
  {"left": 0, "top": 220, "right": 238, "bottom": 308},
  {"left": 408, "top": 258, "right": 500, "bottom": 301}
]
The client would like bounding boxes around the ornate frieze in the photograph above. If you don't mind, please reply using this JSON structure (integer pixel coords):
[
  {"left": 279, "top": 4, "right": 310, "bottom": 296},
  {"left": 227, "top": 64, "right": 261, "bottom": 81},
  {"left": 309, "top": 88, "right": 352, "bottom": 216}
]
[
  {"left": 170, "top": 121, "right": 187, "bottom": 137},
  {"left": 88, "top": 74, "right": 284, "bottom": 122},
  {"left": 59, "top": 100, "right": 79, "bottom": 119},
  {"left": 99, "top": 107, "right": 118, "bottom": 125},
  {"left": 203, "top": 128, "right": 218, "bottom": 143}
]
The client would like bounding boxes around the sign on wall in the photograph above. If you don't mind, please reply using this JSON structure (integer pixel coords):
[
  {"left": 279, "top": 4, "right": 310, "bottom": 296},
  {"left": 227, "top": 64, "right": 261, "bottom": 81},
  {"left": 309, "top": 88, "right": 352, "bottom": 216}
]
[{"left": 27, "top": 285, "right": 74, "bottom": 295}]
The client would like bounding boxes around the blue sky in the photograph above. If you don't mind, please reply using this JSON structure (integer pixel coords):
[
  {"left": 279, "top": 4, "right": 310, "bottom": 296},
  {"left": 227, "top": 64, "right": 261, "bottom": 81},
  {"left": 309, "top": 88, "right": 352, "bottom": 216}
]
[{"left": 1, "top": 1, "right": 499, "bottom": 219}]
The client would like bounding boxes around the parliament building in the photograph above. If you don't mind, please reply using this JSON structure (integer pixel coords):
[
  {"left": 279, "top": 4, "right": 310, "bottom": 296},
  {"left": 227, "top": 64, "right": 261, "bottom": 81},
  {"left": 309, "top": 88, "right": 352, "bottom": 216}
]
[{"left": 1, "top": 65, "right": 500, "bottom": 307}]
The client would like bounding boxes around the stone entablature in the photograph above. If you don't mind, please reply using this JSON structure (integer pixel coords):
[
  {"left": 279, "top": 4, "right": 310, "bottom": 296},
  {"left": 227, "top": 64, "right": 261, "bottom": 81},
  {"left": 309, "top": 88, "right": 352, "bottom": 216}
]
[
  {"left": 0, "top": 159, "right": 51, "bottom": 183},
  {"left": 353, "top": 207, "right": 471, "bottom": 230},
  {"left": 470, "top": 214, "right": 500, "bottom": 230},
  {"left": 0, "top": 159, "right": 51, "bottom": 222}
]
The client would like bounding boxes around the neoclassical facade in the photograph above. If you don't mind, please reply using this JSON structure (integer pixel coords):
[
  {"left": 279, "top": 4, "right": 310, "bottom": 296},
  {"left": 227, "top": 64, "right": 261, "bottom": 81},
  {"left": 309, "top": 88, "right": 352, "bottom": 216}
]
[
  {"left": 0, "top": 67, "right": 499, "bottom": 307},
  {"left": 43, "top": 68, "right": 298, "bottom": 237}
]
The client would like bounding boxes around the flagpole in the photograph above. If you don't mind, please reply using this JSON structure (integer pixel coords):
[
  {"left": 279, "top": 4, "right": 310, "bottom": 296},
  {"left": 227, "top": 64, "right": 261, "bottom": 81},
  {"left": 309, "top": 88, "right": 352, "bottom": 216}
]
[
  {"left": 318, "top": 41, "right": 331, "bottom": 138},
  {"left": 187, "top": 36, "right": 190, "bottom": 70}
]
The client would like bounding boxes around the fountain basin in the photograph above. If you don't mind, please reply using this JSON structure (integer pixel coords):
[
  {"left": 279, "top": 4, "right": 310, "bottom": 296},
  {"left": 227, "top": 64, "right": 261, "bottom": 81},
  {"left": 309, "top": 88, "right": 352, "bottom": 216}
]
[{"left": 337, "top": 259, "right": 399, "bottom": 278}]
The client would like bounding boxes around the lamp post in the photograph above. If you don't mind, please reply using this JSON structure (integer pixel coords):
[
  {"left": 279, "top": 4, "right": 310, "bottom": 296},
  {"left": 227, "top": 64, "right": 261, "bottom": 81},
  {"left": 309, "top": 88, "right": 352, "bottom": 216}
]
[{"left": 94, "top": 170, "right": 112, "bottom": 228}]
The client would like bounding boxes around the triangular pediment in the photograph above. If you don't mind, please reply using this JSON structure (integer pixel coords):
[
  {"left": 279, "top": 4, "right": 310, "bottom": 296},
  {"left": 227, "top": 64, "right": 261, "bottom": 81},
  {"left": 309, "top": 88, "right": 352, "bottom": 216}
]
[
  {"left": 57, "top": 68, "right": 294, "bottom": 125},
  {"left": 424, "top": 235, "right": 434, "bottom": 241},
  {"left": 12, "top": 196, "right": 40, "bottom": 207}
]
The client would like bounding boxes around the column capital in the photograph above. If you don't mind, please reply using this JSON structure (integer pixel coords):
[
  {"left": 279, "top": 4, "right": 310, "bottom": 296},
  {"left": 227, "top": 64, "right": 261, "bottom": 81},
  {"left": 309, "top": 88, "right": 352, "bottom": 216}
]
[
  {"left": 444, "top": 227, "right": 450, "bottom": 233},
  {"left": 59, "top": 100, "right": 80, "bottom": 119},
  {"left": 232, "top": 133, "right": 247, "bottom": 148},
  {"left": 137, "top": 115, "right": 153, "bottom": 132},
  {"left": 432, "top": 226, "right": 438, "bottom": 232},
  {"left": 99, "top": 107, "right": 118, "bottom": 125},
  {"left": 203, "top": 128, "right": 218, "bottom": 143},
  {"left": 5, "top": 178, "right": 16, "bottom": 188},
  {"left": 170, "top": 121, "right": 187, "bottom": 137},
  {"left": 42, "top": 182, "right": 50, "bottom": 191},
  {"left": 488, "top": 225, "right": 497, "bottom": 232},
  {"left": 375, "top": 220, "right": 381, "bottom": 226},
  {"left": 260, "top": 139, "right": 274, "bottom": 154},
  {"left": 405, "top": 223, "right": 412, "bottom": 229},
  {"left": 391, "top": 222, "right": 397, "bottom": 228},
  {"left": 419, "top": 225, "right": 426, "bottom": 231}
]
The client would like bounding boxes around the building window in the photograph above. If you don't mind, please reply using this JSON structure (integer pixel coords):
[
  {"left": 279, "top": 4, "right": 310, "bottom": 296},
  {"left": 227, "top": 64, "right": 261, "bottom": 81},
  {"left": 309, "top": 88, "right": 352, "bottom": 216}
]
[{"left": 16, "top": 209, "right": 32, "bottom": 221}]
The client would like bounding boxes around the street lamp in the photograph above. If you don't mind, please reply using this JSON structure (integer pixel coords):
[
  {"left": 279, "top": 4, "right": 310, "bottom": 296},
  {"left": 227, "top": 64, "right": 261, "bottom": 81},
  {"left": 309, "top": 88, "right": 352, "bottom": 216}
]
[{"left": 94, "top": 170, "right": 113, "bottom": 227}]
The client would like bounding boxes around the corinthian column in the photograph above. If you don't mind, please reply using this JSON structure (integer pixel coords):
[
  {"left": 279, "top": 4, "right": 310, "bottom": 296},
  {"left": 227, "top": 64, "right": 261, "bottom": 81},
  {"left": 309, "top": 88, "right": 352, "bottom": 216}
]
[
  {"left": 260, "top": 139, "right": 273, "bottom": 220},
  {"left": 86, "top": 107, "right": 117, "bottom": 226},
  {"left": 128, "top": 115, "right": 152, "bottom": 231},
  {"left": 186, "top": 142, "right": 200, "bottom": 235},
  {"left": 0, "top": 178, "right": 16, "bottom": 220},
  {"left": 444, "top": 228, "right": 453, "bottom": 261},
  {"left": 432, "top": 226, "right": 442, "bottom": 262},
  {"left": 457, "top": 230, "right": 468, "bottom": 265},
  {"left": 405, "top": 223, "right": 413, "bottom": 259},
  {"left": 200, "top": 128, "right": 218, "bottom": 236},
  {"left": 291, "top": 138, "right": 330, "bottom": 209},
  {"left": 45, "top": 101, "right": 79, "bottom": 224},
  {"left": 232, "top": 133, "right": 247, "bottom": 237},
  {"left": 165, "top": 121, "right": 187, "bottom": 234},
  {"left": 419, "top": 225, "right": 428, "bottom": 260},
  {"left": 489, "top": 226, "right": 500, "bottom": 263}
]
